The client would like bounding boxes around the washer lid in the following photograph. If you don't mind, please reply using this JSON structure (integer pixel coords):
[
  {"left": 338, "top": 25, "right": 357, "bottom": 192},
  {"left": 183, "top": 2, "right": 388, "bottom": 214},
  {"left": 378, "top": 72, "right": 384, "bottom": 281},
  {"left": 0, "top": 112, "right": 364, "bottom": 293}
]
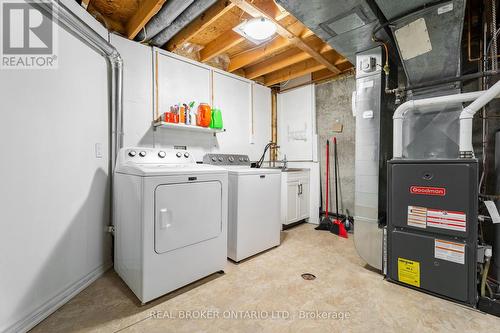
[{"left": 227, "top": 167, "right": 282, "bottom": 175}]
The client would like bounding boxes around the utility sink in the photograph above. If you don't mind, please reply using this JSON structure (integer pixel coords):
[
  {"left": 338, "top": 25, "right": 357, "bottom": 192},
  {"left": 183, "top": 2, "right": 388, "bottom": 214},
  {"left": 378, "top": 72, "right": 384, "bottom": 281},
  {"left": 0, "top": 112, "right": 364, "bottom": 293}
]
[{"left": 257, "top": 167, "right": 307, "bottom": 173}]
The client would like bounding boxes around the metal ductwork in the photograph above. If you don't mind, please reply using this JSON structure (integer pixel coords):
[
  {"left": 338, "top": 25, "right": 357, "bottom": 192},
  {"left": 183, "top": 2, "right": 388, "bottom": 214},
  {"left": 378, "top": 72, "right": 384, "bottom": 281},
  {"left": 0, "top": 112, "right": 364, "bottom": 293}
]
[
  {"left": 388, "top": 0, "right": 466, "bottom": 87},
  {"left": 135, "top": 0, "right": 194, "bottom": 42},
  {"left": 275, "top": 0, "right": 392, "bottom": 62}
]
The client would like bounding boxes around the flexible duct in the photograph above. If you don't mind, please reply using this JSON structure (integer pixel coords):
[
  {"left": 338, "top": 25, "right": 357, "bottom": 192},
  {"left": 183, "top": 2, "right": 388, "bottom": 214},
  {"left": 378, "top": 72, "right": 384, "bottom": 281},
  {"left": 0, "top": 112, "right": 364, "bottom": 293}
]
[
  {"left": 135, "top": 0, "right": 194, "bottom": 43},
  {"left": 150, "top": 0, "right": 218, "bottom": 47},
  {"left": 35, "top": 0, "right": 123, "bottom": 167}
]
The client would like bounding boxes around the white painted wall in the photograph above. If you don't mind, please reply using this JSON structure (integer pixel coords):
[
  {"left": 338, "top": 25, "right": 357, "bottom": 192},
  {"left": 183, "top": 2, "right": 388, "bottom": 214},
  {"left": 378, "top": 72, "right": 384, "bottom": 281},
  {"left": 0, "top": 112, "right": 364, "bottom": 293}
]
[
  {"left": 0, "top": 2, "right": 111, "bottom": 332},
  {"left": 110, "top": 34, "right": 154, "bottom": 148}
]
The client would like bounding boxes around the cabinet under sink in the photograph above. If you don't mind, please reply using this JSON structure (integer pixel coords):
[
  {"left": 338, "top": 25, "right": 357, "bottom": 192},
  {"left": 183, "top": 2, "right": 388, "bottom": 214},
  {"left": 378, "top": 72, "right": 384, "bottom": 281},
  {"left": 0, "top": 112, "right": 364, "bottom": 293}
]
[{"left": 281, "top": 169, "right": 310, "bottom": 228}]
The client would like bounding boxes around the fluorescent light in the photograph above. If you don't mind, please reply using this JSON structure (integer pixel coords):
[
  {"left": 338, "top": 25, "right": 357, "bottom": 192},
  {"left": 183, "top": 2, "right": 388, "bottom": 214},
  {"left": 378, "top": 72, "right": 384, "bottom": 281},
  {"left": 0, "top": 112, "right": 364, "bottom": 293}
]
[{"left": 233, "top": 17, "right": 276, "bottom": 44}]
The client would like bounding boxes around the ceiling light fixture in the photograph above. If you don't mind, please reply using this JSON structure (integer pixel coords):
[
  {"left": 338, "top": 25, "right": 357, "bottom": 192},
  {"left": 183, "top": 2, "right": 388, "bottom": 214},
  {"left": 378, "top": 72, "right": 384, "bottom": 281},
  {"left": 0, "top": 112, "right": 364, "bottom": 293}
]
[{"left": 233, "top": 17, "right": 277, "bottom": 44}]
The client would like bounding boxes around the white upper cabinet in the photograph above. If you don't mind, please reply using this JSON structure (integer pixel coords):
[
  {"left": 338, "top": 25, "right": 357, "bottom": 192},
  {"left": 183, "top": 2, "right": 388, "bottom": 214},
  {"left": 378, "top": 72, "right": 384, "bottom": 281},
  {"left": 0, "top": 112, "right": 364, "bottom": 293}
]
[
  {"left": 250, "top": 83, "right": 272, "bottom": 161},
  {"left": 213, "top": 72, "right": 252, "bottom": 156},
  {"left": 156, "top": 52, "right": 211, "bottom": 117},
  {"left": 153, "top": 49, "right": 272, "bottom": 161},
  {"left": 278, "top": 85, "right": 317, "bottom": 162}
]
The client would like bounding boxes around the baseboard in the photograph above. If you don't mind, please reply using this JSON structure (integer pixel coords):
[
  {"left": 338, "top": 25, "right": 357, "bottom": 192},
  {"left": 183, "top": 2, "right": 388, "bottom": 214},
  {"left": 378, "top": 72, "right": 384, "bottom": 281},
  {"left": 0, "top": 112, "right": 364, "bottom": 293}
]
[{"left": 4, "top": 262, "right": 112, "bottom": 333}]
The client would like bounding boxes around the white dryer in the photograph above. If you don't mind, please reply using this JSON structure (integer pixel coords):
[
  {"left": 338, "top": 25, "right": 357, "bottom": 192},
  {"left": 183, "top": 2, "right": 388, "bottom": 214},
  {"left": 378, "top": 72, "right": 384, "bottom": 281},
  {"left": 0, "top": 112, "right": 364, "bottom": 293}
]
[
  {"left": 203, "top": 154, "right": 281, "bottom": 262},
  {"left": 114, "top": 147, "right": 228, "bottom": 303}
]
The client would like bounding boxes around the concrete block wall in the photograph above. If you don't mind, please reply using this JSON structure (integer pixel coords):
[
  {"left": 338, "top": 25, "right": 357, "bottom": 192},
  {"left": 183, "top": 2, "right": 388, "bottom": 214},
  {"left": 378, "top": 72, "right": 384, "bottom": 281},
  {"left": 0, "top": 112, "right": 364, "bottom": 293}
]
[{"left": 315, "top": 75, "right": 356, "bottom": 216}]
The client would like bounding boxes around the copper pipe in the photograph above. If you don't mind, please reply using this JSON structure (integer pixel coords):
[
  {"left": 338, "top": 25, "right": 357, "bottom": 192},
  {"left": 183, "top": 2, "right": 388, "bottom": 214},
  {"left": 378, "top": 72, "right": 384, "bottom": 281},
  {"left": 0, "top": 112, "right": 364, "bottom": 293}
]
[
  {"left": 468, "top": 1, "right": 500, "bottom": 62},
  {"left": 271, "top": 88, "right": 278, "bottom": 165}
]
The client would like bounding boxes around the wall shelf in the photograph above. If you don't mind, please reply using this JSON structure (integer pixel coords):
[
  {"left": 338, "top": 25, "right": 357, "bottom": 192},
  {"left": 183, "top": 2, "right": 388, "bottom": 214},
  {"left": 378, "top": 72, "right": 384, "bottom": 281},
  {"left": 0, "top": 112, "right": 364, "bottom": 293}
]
[{"left": 153, "top": 121, "right": 226, "bottom": 134}]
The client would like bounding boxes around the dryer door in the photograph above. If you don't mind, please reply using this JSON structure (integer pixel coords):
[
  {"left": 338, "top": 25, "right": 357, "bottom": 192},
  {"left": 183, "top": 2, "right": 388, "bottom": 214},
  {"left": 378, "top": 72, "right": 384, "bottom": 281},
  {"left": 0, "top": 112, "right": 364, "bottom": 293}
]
[{"left": 154, "top": 181, "right": 222, "bottom": 254}]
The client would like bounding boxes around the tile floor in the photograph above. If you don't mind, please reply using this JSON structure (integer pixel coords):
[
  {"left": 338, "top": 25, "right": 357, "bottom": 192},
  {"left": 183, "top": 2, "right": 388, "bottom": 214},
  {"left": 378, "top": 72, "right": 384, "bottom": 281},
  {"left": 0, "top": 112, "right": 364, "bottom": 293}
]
[{"left": 31, "top": 223, "right": 498, "bottom": 332}]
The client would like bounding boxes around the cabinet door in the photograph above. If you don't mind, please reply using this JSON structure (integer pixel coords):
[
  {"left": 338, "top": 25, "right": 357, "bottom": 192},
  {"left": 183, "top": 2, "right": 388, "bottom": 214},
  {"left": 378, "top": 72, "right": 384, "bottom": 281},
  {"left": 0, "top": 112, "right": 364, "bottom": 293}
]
[
  {"left": 298, "top": 180, "right": 310, "bottom": 220},
  {"left": 286, "top": 181, "right": 300, "bottom": 224},
  {"left": 156, "top": 53, "right": 211, "bottom": 115},
  {"left": 213, "top": 72, "right": 252, "bottom": 154}
]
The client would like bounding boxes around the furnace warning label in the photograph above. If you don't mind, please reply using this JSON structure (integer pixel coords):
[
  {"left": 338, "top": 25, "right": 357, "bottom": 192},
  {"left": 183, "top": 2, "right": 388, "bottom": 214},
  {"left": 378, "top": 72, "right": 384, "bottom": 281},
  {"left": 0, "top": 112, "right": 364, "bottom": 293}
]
[
  {"left": 434, "top": 239, "right": 465, "bottom": 264},
  {"left": 407, "top": 206, "right": 466, "bottom": 232},
  {"left": 427, "top": 209, "right": 466, "bottom": 232},
  {"left": 407, "top": 206, "right": 427, "bottom": 228},
  {"left": 398, "top": 258, "right": 420, "bottom": 287}
]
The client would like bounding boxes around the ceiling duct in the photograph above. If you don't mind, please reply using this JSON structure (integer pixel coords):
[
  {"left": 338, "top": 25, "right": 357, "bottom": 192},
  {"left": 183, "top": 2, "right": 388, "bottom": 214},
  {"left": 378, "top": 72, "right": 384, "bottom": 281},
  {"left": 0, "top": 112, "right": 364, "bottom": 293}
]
[
  {"left": 135, "top": 0, "right": 195, "bottom": 42},
  {"left": 150, "top": 0, "right": 218, "bottom": 47},
  {"left": 275, "top": 0, "right": 391, "bottom": 62},
  {"left": 389, "top": 0, "right": 466, "bottom": 86}
]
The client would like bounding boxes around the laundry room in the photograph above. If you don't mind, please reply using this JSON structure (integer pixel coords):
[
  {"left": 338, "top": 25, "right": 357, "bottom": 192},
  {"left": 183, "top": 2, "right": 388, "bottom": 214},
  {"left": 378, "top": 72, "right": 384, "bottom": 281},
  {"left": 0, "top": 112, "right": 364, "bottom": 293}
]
[{"left": 2, "top": 0, "right": 500, "bottom": 332}]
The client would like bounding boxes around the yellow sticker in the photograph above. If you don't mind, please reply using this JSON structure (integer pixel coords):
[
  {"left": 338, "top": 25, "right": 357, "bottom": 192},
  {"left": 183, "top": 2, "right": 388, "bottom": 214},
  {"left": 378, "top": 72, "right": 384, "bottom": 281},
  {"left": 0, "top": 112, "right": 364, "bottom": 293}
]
[{"left": 398, "top": 258, "right": 420, "bottom": 287}]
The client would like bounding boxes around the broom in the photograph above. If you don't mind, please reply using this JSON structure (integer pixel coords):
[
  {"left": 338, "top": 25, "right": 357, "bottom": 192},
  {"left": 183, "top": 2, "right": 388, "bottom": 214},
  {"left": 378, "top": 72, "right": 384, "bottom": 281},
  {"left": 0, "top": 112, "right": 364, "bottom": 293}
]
[
  {"left": 316, "top": 140, "right": 333, "bottom": 230},
  {"left": 330, "top": 137, "right": 348, "bottom": 238}
]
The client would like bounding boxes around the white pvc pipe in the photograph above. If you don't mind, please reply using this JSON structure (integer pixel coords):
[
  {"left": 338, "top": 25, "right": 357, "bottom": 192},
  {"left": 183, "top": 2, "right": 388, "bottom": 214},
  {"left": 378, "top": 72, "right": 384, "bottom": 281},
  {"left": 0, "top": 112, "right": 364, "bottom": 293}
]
[
  {"left": 459, "top": 80, "right": 500, "bottom": 155},
  {"left": 392, "top": 91, "right": 485, "bottom": 158}
]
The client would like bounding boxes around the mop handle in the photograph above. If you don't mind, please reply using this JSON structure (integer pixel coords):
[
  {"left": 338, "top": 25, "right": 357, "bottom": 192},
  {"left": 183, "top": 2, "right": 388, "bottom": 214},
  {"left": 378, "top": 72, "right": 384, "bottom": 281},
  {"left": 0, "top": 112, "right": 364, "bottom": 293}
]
[
  {"left": 325, "top": 140, "right": 329, "bottom": 215},
  {"left": 334, "top": 137, "right": 339, "bottom": 218}
]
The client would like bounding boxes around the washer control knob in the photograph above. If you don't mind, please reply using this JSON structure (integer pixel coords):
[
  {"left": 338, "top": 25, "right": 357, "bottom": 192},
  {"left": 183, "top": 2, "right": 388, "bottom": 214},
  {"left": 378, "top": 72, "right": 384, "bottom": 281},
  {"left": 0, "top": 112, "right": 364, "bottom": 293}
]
[
  {"left": 211, "top": 157, "right": 217, "bottom": 162},
  {"left": 228, "top": 156, "right": 234, "bottom": 162},
  {"left": 184, "top": 152, "right": 190, "bottom": 158},
  {"left": 176, "top": 152, "right": 182, "bottom": 158},
  {"left": 239, "top": 157, "right": 244, "bottom": 162},
  {"left": 128, "top": 150, "right": 137, "bottom": 157},
  {"left": 139, "top": 151, "right": 146, "bottom": 157},
  {"left": 218, "top": 157, "right": 224, "bottom": 162},
  {"left": 245, "top": 157, "right": 249, "bottom": 162},
  {"left": 158, "top": 151, "right": 166, "bottom": 158}
]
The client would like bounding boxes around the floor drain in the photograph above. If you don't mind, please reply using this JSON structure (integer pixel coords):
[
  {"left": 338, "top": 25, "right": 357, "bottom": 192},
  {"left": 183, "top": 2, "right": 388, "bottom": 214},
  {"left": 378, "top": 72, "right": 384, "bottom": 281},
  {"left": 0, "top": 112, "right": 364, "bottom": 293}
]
[{"left": 301, "top": 273, "right": 316, "bottom": 280}]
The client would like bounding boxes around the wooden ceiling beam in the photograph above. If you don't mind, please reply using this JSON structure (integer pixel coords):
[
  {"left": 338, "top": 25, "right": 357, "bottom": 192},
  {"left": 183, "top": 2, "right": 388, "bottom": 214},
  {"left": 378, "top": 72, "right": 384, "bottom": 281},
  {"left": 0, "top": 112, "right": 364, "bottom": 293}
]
[
  {"left": 81, "top": 0, "right": 91, "bottom": 10},
  {"left": 199, "top": 0, "right": 289, "bottom": 63},
  {"left": 166, "top": 0, "right": 235, "bottom": 51},
  {"left": 200, "top": 31, "right": 245, "bottom": 62},
  {"left": 263, "top": 49, "right": 343, "bottom": 86},
  {"left": 227, "top": 21, "right": 314, "bottom": 72},
  {"left": 264, "top": 59, "right": 326, "bottom": 86},
  {"left": 230, "top": 0, "right": 341, "bottom": 74},
  {"left": 126, "top": 0, "right": 166, "bottom": 39},
  {"left": 245, "top": 40, "right": 332, "bottom": 79}
]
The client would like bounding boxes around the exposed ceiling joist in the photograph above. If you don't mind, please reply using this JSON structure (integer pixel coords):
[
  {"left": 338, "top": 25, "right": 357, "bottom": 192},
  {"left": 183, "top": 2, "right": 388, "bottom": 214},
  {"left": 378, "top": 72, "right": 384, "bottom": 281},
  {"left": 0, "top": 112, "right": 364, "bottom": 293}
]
[
  {"left": 200, "top": 31, "right": 245, "bottom": 61},
  {"left": 264, "top": 58, "right": 325, "bottom": 86},
  {"left": 126, "top": 0, "right": 166, "bottom": 39},
  {"left": 230, "top": 0, "right": 341, "bottom": 74},
  {"left": 166, "top": 0, "right": 235, "bottom": 51},
  {"left": 200, "top": 0, "right": 289, "bottom": 63},
  {"left": 312, "top": 68, "right": 342, "bottom": 82},
  {"left": 227, "top": 20, "right": 314, "bottom": 72},
  {"left": 263, "top": 49, "right": 344, "bottom": 86},
  {"left": 245, "top": 39, "right": 331, "bottom": 79},
  {"left": 81, "top": 0, "right": 91, "bottom": 10}
]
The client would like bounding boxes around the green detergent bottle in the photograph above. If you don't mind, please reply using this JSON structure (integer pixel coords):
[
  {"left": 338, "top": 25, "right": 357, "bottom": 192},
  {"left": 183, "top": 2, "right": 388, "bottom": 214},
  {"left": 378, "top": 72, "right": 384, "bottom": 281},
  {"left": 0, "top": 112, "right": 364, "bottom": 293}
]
[{"left": 210, "top": 107, "right": 223, "bottom": 129}]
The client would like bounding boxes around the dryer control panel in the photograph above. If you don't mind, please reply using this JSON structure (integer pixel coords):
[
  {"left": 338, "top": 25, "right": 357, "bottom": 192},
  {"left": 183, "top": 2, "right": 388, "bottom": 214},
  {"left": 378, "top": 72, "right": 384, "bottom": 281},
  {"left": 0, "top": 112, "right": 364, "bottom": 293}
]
[
  {"left": 203, "top": 154, "right": 250, "bottom": 166},
  {"left": 118, "top": 147, "right": 196, "bottom": 165}
]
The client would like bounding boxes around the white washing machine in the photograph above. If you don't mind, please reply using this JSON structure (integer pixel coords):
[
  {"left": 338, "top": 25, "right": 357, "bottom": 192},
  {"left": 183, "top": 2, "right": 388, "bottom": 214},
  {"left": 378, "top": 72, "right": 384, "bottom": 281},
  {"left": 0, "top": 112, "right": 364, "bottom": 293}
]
[
  {"left": 203, "top": 154, "right": 281, "bottom": 262},
  {"left": 114, "top": 147, "right": 228, "bottom": 303}
]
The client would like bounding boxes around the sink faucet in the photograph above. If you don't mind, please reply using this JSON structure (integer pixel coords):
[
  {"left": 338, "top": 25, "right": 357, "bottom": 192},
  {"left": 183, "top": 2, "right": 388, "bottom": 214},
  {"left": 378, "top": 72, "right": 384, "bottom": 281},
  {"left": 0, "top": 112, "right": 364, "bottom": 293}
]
[
  {"left": 256, "top": 142, "right": 279, "bottom": 168},
  {"left": 282, "top": 154, "right": 288, "bottom": 169}
]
